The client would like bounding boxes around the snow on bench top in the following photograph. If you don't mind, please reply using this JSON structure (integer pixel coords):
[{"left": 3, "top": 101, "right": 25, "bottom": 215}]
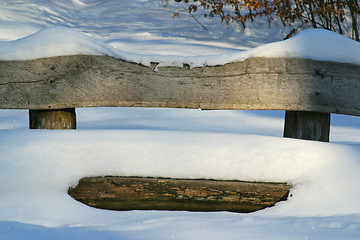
[{"left": 0, "top": 26, "right": 360, "bottom": 68}]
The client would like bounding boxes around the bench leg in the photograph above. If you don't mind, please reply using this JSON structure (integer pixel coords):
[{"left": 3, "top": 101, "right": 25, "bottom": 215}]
[
  {"left": 29, "top": 108, "right": 76, "bottom": 129},
  {"left": 283, "top": 111, "right": 330, "bottom": 142}
]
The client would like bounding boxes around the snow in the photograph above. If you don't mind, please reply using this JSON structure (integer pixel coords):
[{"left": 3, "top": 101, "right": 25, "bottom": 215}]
[
  {"left": 1, "top": 0, "right": 360, "bottom": 239},
  {"left": 1, "top": 128, "right": 360, "bottom": 219},
  {"left": 1, "top": 108, "right": 360, "bottom": 239},
  {"left": 1, "top": 26, "right": 360, "bottom": 69}
]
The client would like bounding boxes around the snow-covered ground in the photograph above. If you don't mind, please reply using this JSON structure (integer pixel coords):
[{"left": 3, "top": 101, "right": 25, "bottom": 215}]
[{"left": 1, "top": 1, "right": 360, "bottom": 239}]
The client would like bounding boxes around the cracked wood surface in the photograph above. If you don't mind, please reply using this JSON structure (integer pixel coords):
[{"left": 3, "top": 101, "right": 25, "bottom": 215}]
[
  {"left": 68, "top": 177, "right": 290, "bottom": 213},
  {"left": 0, "top": 55, "right": 360, "bottom": 116}
]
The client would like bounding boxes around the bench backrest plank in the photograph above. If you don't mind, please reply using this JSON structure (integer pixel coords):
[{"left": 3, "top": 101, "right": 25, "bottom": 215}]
[{"left": 1, "top": 55, "right": 359, "bottom": 116}]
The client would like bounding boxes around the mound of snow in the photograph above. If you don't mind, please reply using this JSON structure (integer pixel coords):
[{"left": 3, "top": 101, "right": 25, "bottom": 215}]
[
  {"left": 247, "top": 29, "right": 360, "bottom": 64},
  {"left": 0, "top": 26, "right": 137, "bottom": 63},
  {"left": 1, "top": 26, "right": 360, "bottom": 68}
]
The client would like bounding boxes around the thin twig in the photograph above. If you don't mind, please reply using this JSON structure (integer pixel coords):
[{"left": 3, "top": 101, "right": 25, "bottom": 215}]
[{"left": 188, "top": 10, "right": 208, "bottom": 31}]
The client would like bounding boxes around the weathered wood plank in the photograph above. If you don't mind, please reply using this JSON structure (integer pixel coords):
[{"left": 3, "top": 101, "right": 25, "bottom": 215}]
[
  {"left": 284, "top": 111, "right": 330, "bottom": 142},
  {"left": 68, "top": 177, "right": 290, "bottom": 213},
  {"left": 29, "top": 108, "right": 76, "bottom": 129},
  {"left": 0, "top": 56, "right": 359, "bottom": 116}
]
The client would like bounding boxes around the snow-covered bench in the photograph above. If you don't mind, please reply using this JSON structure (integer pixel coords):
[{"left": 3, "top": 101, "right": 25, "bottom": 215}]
[
  {"left": 3, "top": 53, "right": 358, "bottom": 212},
  {"left": 1, "top": 55, "right": 359, "bottom": 142}
]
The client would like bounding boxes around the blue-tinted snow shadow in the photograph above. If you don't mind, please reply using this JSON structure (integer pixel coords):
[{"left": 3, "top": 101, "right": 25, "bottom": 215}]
[
  {"left": 75, "top": 108, "right": 285, "bottom": 137},
  {"left": 0, "top": 110, "right": 28, "bottom": 130},
  {"left": 331, "top": 113, "right": 360, "bottom": 129},
  {"left": 1, "top": 108, "right": 359, "bottom": 134},
  {"left": 2, "top": 215, "right": 360, "bottom": 240},
  {"left": 0, "top": 221, "right": 133, "bottom": 240}
]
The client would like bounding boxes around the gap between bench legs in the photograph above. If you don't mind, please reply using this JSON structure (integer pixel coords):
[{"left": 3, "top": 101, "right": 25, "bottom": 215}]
[
  {"left": 29, "top": 108, "right": 77, "bottom": 129},
  {"left": 283, "top": 110, "right": 330, "bottom": 142},
  {"left": 27, "top": 108, "right": 330, "bottom": 142}
]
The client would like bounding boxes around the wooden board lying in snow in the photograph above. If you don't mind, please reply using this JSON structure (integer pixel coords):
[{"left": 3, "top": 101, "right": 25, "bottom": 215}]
[
  {"left": 0, "top": 55, "right": 360, "bottom": 116},
  {"left": 68, "top": 177, "right": 290, "bottom": 213}
]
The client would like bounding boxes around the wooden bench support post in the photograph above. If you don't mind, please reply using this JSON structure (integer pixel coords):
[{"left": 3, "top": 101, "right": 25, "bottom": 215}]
[
  {"left": 283, "top": 111, "right": 330, "bottom": 142},
  {"left": 29, "top": 108, "right": 76, "bottom": 129}
]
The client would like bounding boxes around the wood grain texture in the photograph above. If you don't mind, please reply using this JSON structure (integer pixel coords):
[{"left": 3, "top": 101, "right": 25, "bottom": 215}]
[
  {"left": 68, "top": 177, "right": 290, "bottom": 213},
  {"left": 0, "top": 55, "right": 359, "bottom": 116},
  {"left": 29, "top": 108, "right": 76, "bottom": 129},
  {"left": 284, "top": 111, "right": 330, "bottom": 142}
]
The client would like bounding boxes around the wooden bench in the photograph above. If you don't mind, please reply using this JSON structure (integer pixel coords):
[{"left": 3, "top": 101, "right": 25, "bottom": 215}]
[
  {"left": 2, "top": 55, "right": 358, "bottom": 141},
  {"left": 2, "top": 55, "right": 359, "bottom": 212}
]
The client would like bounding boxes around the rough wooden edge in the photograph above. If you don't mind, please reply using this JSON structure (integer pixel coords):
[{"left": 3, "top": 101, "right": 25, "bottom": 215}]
[
  {"left": 68, "top": 177, "right": 290, "bottom": 213},
  {"left": 0, "top": 56, "right": 359, "bottom": 116}
]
